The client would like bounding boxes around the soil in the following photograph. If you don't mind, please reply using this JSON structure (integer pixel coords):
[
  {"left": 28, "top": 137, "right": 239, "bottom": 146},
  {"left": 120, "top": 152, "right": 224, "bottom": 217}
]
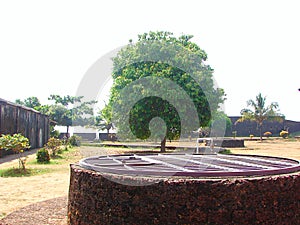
[{"left": 0, "top": 139, "right": 299, "bottom": 225}]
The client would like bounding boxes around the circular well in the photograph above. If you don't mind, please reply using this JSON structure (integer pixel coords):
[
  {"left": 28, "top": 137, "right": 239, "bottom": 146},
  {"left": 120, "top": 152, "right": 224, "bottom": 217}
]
[{"left": 79, "top": 153, "right": 300, "bottom": 178}]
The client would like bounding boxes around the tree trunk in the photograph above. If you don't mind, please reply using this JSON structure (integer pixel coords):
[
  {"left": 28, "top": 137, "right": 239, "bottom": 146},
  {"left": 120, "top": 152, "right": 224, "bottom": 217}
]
[
  {"left": 66, "top": 126, "right": 70, "bottom": 139},
  {"left": 160, "top": 137, "right": 166, "bottom": 153},
  {"left": 107, "top": 128, "right": 110, "bottom": 141},
  {"left": 259, "top": 125, "right": 263, "bottom": 142}
]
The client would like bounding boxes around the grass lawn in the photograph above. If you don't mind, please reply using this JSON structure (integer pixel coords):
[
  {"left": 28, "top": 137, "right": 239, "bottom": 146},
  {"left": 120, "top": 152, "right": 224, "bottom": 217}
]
[{"left": 0, "top": 138, "right": 300, "bottom": 219}]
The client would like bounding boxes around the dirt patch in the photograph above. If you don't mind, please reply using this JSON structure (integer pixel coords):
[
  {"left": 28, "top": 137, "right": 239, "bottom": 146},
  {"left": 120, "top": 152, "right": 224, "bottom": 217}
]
[{"left": 0, "top": 196, "right": 67, "bottom": 225}]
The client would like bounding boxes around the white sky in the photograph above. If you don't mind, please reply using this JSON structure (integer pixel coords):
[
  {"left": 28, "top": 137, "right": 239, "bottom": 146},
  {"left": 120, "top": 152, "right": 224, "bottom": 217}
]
[{"left": 1, "top": 0, "right": 300, "bottom": 121}]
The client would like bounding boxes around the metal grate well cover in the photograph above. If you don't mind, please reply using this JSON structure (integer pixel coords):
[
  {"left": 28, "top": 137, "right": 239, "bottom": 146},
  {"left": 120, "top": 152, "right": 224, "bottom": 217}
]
[{"left": 79, "top": 154, "right": 300, "bottom": 178}]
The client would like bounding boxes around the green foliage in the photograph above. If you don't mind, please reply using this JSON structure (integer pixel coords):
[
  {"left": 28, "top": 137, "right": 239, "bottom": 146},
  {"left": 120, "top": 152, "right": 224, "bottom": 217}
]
[
  {"left": 105, "top": 31, "right": 225, "bottom": 151},
  {"left": 68, "top": 135, "right": 82, "bottom": 147},
  {"left": 93, "top": 107, "right": 114, "bottom": 134},
  {"left": 0, "top": 168, "right": 50, "bottom": 177},
  {"left": 238, "top": 93, "right": 284, "bottom": 141},
  {"left": 15, "top": 96, "right": 41, "bottom": 109},
  {"left": 15, "top": 95, "right": 97, "bottom": 138},
  {"left": 208, "top": 111, "right": 231, "bottom": 137},
  {"left": 218, "top": 149, "right": 232, "bottom": 154},
  {"left": 36, "top": 148, "right": 51, "bottom": 163},
  {"left": 280, "top": 130, "right": 289, "bottom": 139},
  {"left": 45, "top": 137, "right": 62, "bottom": 156},
  {"left": 47, "top": 95, "right": 97, "bottom": 137},
  {"left": 0, "top": 133, "right": 30, "bottom": 170},
  {"left": 50, "top": 127, "right": 60, "bottom": 138}
]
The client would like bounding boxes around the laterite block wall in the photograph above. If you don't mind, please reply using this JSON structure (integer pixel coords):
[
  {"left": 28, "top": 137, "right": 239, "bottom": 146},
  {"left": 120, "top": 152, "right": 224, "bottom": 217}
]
[{"left": 68, "top": 165, "right": 300, "bottom": 225}]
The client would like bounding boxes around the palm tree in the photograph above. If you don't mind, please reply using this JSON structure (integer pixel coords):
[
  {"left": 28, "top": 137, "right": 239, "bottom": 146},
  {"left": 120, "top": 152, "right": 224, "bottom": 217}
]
[
  {"left": 237, "top": 93, "right": 284, "bottom": 141},
  {"left": 95, "top": 115, "right": 114, "bottom": 135},
  {"left": 94, "top": 107, "right": 115, "bottom": 140}
]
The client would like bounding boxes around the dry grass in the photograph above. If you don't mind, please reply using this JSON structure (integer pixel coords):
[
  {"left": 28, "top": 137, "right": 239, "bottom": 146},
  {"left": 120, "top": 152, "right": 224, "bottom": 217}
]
[
  {"left": 0, "top": 148, "right": 82, "bottom": 219},
  {"left": 0, "top": 139, "right": 300, "bottom": 220},
  {"left": 228, "top": 138, "right": 300, "bottom": 160}
]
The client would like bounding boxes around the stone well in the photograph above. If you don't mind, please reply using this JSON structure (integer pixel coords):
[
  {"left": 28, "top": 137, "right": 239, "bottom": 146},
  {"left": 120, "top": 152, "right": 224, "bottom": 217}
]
[{"left": 68, "top": 154, "right": 300, "bottom": 224}]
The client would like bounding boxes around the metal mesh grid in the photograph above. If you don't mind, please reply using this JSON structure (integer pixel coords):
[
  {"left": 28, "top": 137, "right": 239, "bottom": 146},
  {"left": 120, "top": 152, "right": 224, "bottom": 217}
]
[{"left": 79, "top": 154, "right": 300, "bottom": 178}]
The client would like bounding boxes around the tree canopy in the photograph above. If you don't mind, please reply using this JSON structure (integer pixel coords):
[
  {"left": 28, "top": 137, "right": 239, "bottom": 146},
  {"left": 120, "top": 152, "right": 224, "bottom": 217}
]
[
  {"left": 47, "top": 95, "right": 96, "bottom": 137},
  {"left": 16, "top": 95, "right": 96, "bottom": 138},
  {"left": 15, "top": 97, "right": 41, "bottom": 109},
  {"left": 105, "top": 31, "right": 226, "bottom": 151}
]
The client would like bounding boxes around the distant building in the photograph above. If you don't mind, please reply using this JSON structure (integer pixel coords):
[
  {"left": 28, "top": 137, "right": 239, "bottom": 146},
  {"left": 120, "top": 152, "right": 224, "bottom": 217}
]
[
  {"left": 0, "top": 98, "right": 50, "bottom": 150},
  {"left": 71, "top": 126, "right": 117, "bottom": 142}
]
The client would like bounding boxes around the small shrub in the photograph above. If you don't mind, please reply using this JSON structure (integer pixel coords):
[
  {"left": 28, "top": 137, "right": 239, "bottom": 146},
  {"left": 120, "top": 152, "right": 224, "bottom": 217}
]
[
  {"left": 45, "top": 137, "right": 62, "bottom": 156},
  {"left": 249, "top": 134, "right": 254, "bottom": 139},
  {"left": 280, "top": 130, "right": 289, "bottom": 139},
  {"left": 0, "top": 133, "right": 30, "bottom": 171},
  {"left": 263, "top": 131, "right": 272, "bottom": 138},
  {"left": 68, "top": 135, "right": 82, "bottom": 147},
  {"left": 36, "top": 148, "right": 50, "bottom": 163},
  {"left": 219, "top": 149, "right": 231, "bottom": 154},
  {"left": 50, "top": 129, "right": 60, "bottom": 138}
]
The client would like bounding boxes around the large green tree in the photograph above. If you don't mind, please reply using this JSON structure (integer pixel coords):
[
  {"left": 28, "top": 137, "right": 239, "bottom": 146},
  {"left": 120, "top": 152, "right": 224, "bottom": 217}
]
[
  {"left": 105, "top": 31, "right": 226, "bottom": 152},
  {"left": 237, "top": 93, "right": 284, "bottom": 141}
]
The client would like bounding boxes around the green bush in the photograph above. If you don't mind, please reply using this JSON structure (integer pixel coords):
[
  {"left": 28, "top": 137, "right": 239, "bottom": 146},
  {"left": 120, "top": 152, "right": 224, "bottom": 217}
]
[
  {"left": 0, "top": 133, "right": 30, "bottom": 170},
  {"left": 45, "top": 137, "right": 62, "bottom": 156},
  {"left": 36, "top": 148, "right": 50, "bottom": 163},
  {"left": 68, "top": 135, "right": 82, "bottom": 147}
]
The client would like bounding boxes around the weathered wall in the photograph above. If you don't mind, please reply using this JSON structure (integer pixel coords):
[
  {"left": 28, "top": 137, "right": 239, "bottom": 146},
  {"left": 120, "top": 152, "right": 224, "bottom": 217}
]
[
  {"left": 68, "top": 165, "right": 300, "bottom": 225},
  {"left": 226, "top": 116, "right": 300, "bottom": 137},
  {"left": 0, "top": 98, "right": 50, "bottom": 150}
]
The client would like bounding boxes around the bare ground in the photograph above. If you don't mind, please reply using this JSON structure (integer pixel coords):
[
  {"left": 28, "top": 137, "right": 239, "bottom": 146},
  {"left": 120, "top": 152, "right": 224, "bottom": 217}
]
[{"left": 0, "top": 139, "right": 299, "bottom": 224}]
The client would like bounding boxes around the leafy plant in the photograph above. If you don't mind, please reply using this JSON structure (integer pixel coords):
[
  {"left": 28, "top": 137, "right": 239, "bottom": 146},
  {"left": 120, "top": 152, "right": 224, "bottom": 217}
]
[
  {"left": 280, "top": 130, "right": 289, "bottom": 139},
  {"left": 36, "top": 148, "right": 50, "bottom": 163},
  {"left": 0, "top": 133, "right": 30, "bottom": 171},
  {"left": 45, "top": 137, "right": 62, "bottom": 156},
  {"left": 68, "top": 135, "right": 82, "bottom": 147},
  {"left": 50, "top": 127, "right": 60, "bottom": 138}
]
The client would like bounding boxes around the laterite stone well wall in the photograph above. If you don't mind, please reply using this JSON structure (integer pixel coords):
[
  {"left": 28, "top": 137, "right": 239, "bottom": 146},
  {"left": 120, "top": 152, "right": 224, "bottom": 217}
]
[{"left": 68, "top": 164, "right": 300, "bottom": 225}]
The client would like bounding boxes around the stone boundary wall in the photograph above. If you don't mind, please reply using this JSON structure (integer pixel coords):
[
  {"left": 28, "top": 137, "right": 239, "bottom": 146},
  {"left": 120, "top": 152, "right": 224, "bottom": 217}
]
[
  {"left": 68, "top": 165, "right": 300, "bottom": 225},
  {"left": 227, "top": 116, "right": 300, "bottom": 137}
]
